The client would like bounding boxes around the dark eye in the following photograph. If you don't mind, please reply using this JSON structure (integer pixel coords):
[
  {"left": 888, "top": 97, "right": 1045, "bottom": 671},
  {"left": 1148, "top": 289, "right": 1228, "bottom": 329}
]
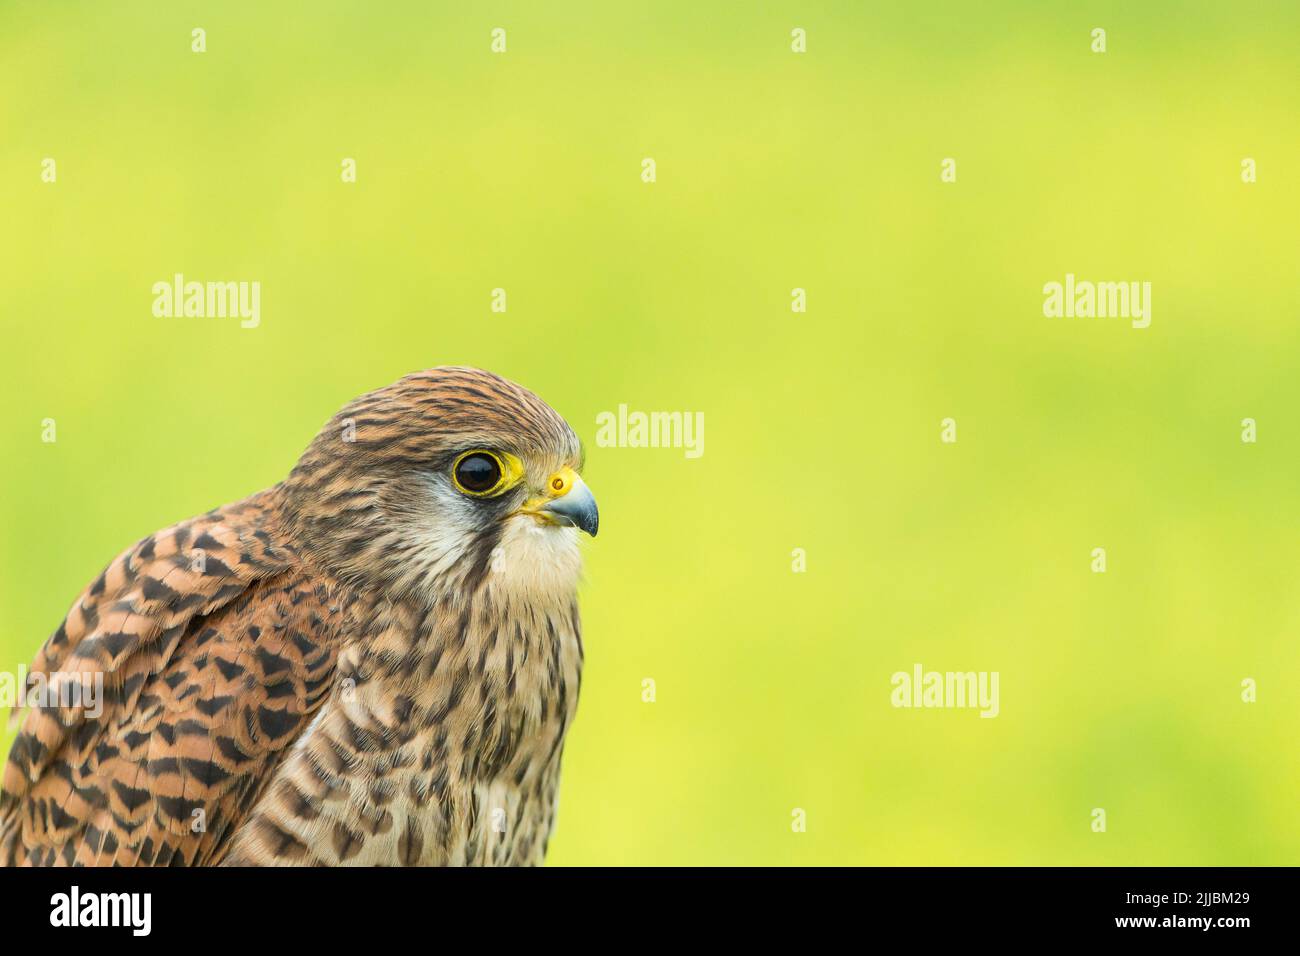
[{"left": 453, "top": 452, "right": 503, "bottom": 496}]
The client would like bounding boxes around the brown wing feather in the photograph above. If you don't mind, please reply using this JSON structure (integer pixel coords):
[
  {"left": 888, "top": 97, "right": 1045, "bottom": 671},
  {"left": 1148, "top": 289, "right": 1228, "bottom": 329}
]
[{"left": 0, "top": 491, "right": 344, "bottom": 866}]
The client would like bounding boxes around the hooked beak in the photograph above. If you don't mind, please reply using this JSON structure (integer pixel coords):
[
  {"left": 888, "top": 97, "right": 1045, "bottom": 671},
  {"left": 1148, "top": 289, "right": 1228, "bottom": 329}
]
[{"left": 519, "top": 467, "right": 599, "bottom": 537}]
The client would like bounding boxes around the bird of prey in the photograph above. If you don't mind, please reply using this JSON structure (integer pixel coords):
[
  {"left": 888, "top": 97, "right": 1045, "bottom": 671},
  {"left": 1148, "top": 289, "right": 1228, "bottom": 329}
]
[{"left": 0, "top": 366, "right": 598, "bottom": 866}]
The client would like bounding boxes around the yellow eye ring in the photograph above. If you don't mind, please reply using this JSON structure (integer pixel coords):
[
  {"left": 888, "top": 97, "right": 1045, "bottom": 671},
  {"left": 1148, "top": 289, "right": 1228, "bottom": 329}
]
[{"left": 451, "top": 449, "right": 524, "bottom": 498}]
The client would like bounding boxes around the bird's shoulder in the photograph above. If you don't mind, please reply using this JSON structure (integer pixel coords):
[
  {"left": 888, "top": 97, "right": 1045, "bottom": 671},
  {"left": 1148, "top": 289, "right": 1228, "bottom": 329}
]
[{"left": 0, "top": 489, "right": 351, "bottom": 866}]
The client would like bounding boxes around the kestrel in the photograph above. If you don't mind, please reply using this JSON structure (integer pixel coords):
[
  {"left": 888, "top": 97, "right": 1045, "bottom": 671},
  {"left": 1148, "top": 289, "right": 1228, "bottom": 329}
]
[{"left": 0, "top": 367, "right": 598, "bottom": 866}]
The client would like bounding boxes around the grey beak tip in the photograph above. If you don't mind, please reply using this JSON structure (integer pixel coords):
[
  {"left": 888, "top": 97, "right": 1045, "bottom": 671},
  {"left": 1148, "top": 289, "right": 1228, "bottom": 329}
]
[
  {"left": 541, "top": 486, "right": 599, "bottom": 538},
  {"left": 570, "top": 503, "right": 599, "bottom": 538}
]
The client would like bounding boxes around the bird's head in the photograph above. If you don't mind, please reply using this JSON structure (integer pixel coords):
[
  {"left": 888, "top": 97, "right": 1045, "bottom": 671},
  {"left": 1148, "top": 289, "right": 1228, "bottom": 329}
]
[{"left": 282, "top": 367, "right": 596, "bottom": 604}]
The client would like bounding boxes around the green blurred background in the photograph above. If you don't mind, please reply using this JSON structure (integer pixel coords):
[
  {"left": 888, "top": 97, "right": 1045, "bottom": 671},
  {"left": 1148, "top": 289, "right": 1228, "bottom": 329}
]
[{"left": 2, "top": 1, "right": 1298, "bottom": 865}]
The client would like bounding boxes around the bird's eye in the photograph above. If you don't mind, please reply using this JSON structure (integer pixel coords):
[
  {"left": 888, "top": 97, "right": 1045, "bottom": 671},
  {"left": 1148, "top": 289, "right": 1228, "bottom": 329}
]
[{"left": 452, "top": 451, "right": 505, "bottom": 497}]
